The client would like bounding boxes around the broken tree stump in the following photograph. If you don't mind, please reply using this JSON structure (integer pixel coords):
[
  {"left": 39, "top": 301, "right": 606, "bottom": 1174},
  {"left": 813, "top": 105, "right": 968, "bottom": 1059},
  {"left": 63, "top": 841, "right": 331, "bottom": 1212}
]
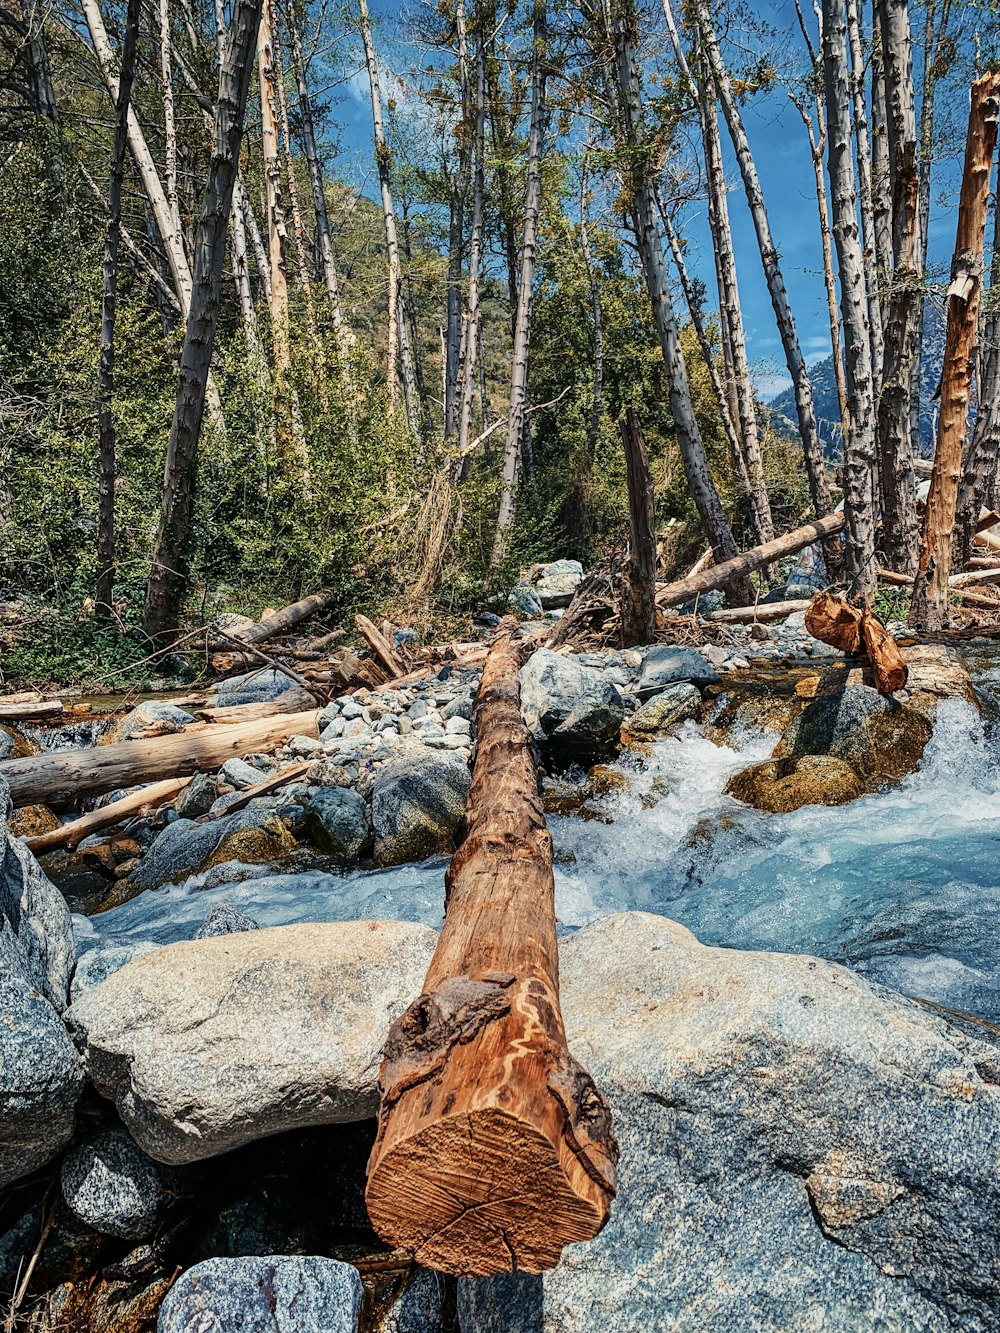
[
  {"left": 365, "top": 632, "right": 618, "bottom": 1276},
  {"left": 860, "top": 612, "right": 909, "bottom": 694}
]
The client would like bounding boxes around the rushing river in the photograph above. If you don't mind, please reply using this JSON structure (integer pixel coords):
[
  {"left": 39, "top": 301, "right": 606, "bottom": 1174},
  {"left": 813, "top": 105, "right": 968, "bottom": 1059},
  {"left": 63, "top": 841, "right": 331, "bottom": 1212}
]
[{"left": 74, "top": 668, "right": 1000, "bottom": 1022}]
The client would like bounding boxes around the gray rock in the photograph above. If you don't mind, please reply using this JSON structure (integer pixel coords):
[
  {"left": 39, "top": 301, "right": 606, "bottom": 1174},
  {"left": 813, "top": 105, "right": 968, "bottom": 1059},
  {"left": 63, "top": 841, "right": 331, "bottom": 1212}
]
[
  {"left": 71, "top": 941, "right": 161, "bottom": 1001},
  {"left": 61, "top": 1128, "right": 166, "bottom": 1240},
  {"left": 628, "top": 683, "right": 701, "bottom": 733},
  {"left": 304, "top": 788, "right": 372, "bottom": 860},
  {"left": 126, "top": 806, "right": 293, "bottom": 892},
  {"left": 442, "top": 691, "right": 474, "bottom": 721},
  {"left": 371, "top": 745, "right": 470, "bottom": 867},
  {"left": 220, "top": 757, "right": 268, "bottom": 790},
  {"left": 385, "top": 1268, "right": 446, "bottom": 1332},
  {"left": 509, "top": 583, "right": 544, "bottom": 618},
  {"left": 174, "top": 772, "right": 218, "bottom": 819},
  {"left": 674, "top": 588, "right": 725, "bottom": 615},
  {"left": 215, "top": 669, "right": 297, "bottom": 707},
  {"left": 393, "top": 627, "right": 418, "bottom": 647},
  {"left": 157, "top": 1256, "right": 363, "bottom": 1333},
  {"left": 519, "top": 649, "right": 624, "bottom": 762},
  {"left": 0, "top": 964, "right": 84, "bottom": 1189},
  {"left": 195, "top": 902, "right": 260, "bottom": 938},
  {"left": 534, "top": 560, "right": 584, "bottom": 609},
  {"left": 445, "top": 715, "right": 472, "bottom": 736},
  {"left": 66, "top": 920, "right": 437, "bottom": 1163},
  {"left": 635, "top": 645, "right": 720, "bottom": 696},
  {"left": 461, "top": 913, "right": 1000, "bottom": 1331},
  {"left": 102, "top": 700, "right": 194, "bottom": 744},
  {"left": 788, "top": 684, "right": 933, "bottom": 784}
]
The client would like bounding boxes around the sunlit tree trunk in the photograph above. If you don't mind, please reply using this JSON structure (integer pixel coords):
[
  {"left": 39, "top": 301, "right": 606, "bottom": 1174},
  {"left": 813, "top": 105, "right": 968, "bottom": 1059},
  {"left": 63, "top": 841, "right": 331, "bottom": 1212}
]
[
  {"left": 358, "top": 0, "right": 419, "bottom": 436},
  {"left": 158, "top": 0, "right": 181, "bottom": 238},
  {"left": 96, "top": 0, "right": 141, "bottom": 616},
  {"left": 579, "top": 149, "right": 603, "bottom": 473},
  {"left": 823, "top": 0, "right": 878, "bottom": 607},
  {"left": 846, "top": 0, "right": 882, "bottom": 391},
  {"left": 492, "top": 0, "right": 547, "bottom": 561},
  {"left": 142, "top": 0, "right": 263, "bottom": 638},
  {"left": 258, "top": 0, "right": 290, "bottom": 374},
  {"left": 458, "top": 25, "right": 486, "bottom": 461},
  {"left": 693, "top": 0, "right": 832, "bottom": 522},
  {"left": 910, "top": 73, "right": 1000, "bottom": 630},
  {"left": 874, "top": 0, "right": 920, "bottom": 572},
  {"left": 871, "top": 18, "right": 894, "bottom": 309}
]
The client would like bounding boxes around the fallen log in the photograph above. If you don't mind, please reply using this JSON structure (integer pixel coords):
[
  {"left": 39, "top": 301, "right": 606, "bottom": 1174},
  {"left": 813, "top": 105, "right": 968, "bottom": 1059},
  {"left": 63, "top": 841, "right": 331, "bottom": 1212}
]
[
  {"left": 656, "top": 512, "right": 845, "bottom": 610},
  {"left": 205, "top": 760, "right": 312, "bottom": 818},
  {"left": 949, "top": 567, "right": 1000, "bottom": 589},
  {"left": 705, "top": 599, "right": 812, "bottom": 624},
  {"left": 23, "top": 777, "right": 191, "bottom": 855},
  {"left": 0, "top": 710, "right": 321, "bottom": 809},
  {"left": 355, "top": 615, "right": 404, "bottom": 678},
  {"left": 952, "top": 587, "right": 1000, "bottom": 609},
  {"left": 860, "top": 612, "right": 909, "bottom": 693},
  {"left": 195, "top": 685, "right": 320, "bottom": 723},
  {"left": 218, "top": 590, "right": 335, "bottom": 647},
  {"left": 366, "top": 633, "right": 617, "bottom": 1275},
  {"left": 0, "top": 700, "right": 64, "bottom": 722},
  {"left": 804, "top": 590, "right": 863, "bottom": 653}
]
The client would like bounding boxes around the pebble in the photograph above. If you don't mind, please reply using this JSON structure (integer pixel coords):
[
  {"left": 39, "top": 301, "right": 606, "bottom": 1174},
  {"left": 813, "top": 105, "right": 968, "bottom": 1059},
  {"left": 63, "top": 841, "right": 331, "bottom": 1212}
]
[
  {"left": 445, "top": 716, "right": 471, "bottom": 736},
  {"left": 288, "top": 735, "right": 322, "bottom": 756},
  {"left": 341, "top": 700, "right": 365, "bottom": 720}
]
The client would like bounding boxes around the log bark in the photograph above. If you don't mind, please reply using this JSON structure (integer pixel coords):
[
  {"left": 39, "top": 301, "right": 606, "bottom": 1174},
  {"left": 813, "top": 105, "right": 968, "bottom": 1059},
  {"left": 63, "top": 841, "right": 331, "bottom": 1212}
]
[
  {"left": 0, "top": 710, "right": 319, "bottom": 809},
  {"left": 705, "top": 600, "right": 813, "bottom": 624},
  {"left": 355, "top": 614, "right": 403, "bottom": 678},
  {"left": 0, "top": 701, "right": 63, "bottom": 722},
  {"left": 619, "top": 409, "right": 657, "bottom": 645},
  {"left": 910, "top": 74, "right": 1000, "bottom": 630},
  {"left": 365, "top": 632, "right": 617, "bottom": 1275},
  {"left": 805, "top": 590, "right": 863, "bottom": 653},
  {"left": 655, "top": 513, "right": 845, "bottom": 609},
  {"left": 24, "top": 777, "right": 191, "bottom": 854},
  {"left": 860, "top": 611, "right": 909, "bottom": 692},
  {"left": 219, "top": 590, "right": 335, "bottom": 646},
  {"left": 196, "top": 685, "right": 319, "bottom": 722}
]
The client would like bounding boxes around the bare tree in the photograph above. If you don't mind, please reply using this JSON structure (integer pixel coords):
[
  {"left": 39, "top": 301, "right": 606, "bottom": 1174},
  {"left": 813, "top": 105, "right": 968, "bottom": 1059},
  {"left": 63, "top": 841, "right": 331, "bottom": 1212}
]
[
  {"left": 358, "top": 0, "right": 420, "bottom": 435},
  {"left": 143, "top": 0, "right": 264, "bottom": 638},
  {"left": 458, "top": 20, "right": 486, "bottom": 459},
  {"left": 492, "top": 0, "right": 547, "bottom": 560},
  {"left": 846, "top": 0, "right": 883, "bottom": 388},
  {"left": 693, "top": 0, "right": 833, "bottom": 521},
  {"left": 874, "top": 0, "right": 920, "bottom": 572},
  {"left": 823, "top": 0, "right": 877, "bottom": 606},
  {"left": 96, "top": 0, "right": 141, "bottom": 616}
]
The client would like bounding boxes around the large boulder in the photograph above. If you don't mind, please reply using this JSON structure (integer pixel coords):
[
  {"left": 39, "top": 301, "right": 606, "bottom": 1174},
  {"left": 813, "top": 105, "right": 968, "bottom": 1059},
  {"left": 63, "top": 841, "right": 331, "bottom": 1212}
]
[
  {"left": 101, "top": 701, "right": 194, "bottom": 745},
  {"left": 370, "top": 744, "right": 470, "bottom": 867},
  {"left": 214, "top": 668, "right": 299, "bottom": 707},
  {"left": 726, "top": 753, "right": 866, "bottom": 813},
  {"left": 66, "top": 920, "right": 437, "bottom": 1164},
  {"left": 0, "top": 778, "right": 83, "bottom": 1188},
  {"left": 157, "top": 1256, "right": 363, "bottom": 1333},
  {"left": 627, "top": 683, "right": 701, "bottom": 734},
  {"left": 635, "top": 645, "right": 720, "bottom": 696},
  {"left": 126, "top": 806, "right": 296, "bottom": 892},
  {"left": 520, "top": 649, "right": 624, "bottom": 764},
  {"left": 303, "top": 787, "right": 372, "bottom": 861},
  {"left": 533, "top": 559, "right": 584, "bottom": 609},
  {"left": 460, "top": 913, "right": 1000, "bottom": 1331}
]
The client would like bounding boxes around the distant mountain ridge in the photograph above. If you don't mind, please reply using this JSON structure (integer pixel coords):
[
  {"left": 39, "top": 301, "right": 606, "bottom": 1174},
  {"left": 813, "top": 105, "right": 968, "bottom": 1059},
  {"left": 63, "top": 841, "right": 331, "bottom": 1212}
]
[{"left": 767, "top": 302, "right": 947, "bottom": 459}]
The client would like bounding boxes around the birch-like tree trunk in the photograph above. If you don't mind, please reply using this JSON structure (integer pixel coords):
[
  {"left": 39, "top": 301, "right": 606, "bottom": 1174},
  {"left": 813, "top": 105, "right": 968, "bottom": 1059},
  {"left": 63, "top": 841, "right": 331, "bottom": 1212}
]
[
  {"left": 694, "top": 0, "right": 832, "bottom": 521},
  {"left": 158, "top": 0, "right": 181, "bottom": 236},
  {"left": 492, "top": 0, "right": 547, "bottom": 560},
  {"left": 823, "top": 0, "right": 878, "bottom": 607},
  {"left": 579, "top": 150, "right": 603, "bottom": 473},
  {"left": 874, "top": 0, "right": 920, "bottom": 572},
  {"left": 610, "top": 1, "right": 750, "bottom": 593},
  {"left": 95, "top": 0, "right": 141, "bottom": 616},
  {"left": 443, "top": 0, "right": 472, "bottom": 440},
  {"left": 870, "top": 18, "right": 894, "bottom": 307},
  {"left": 284, "top": 0, "right": 349, "bottom": 377},
  {"left": 955, "top": 188, "right": 1000, "bottom": 565},
  {"left": 845, "top": 0, "right": 883, "bottom": 391},
  {"left": 258, "top": 0, "right": 291, "bottom": 374},
  {"left": 358, "top": 0, "right": 419, "bottom": 436},
  {"left": 143, "top": 0, "right": 263, "bottom": 638},
  {"left": 910, "top": 73, "right": 1000, "bottom": 630},
  {"left": 457, "top": 24, "right": 486, "bottom": 461}
]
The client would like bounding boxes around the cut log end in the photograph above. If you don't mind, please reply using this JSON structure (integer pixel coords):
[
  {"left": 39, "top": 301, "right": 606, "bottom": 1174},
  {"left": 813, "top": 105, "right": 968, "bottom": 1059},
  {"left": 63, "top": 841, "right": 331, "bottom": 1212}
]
[{"left": 366, "top": 1104, "right": 612, "bottom": 1276}]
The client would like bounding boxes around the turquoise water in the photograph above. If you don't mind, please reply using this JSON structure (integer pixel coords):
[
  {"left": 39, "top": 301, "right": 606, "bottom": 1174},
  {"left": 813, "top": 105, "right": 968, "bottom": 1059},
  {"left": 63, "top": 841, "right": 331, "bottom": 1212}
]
[{"left": 75, "top": 690, "right": 1000, "bottom": 1020}]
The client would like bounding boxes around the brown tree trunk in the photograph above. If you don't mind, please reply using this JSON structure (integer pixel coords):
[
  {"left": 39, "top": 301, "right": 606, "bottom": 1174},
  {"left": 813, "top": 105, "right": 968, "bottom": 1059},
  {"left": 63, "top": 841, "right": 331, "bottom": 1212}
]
[
  {"left": 142, "top": 0, "right": 263, "bottom": 638},
  {"left": 95, "top": 0, "right": 141, "bottom": 616},
  {"left": 365, "top": 632, "right": 617, "bottom": 1276},
  {"left": 216, "top": 589, "right": 335, "bottom": 644},
  {"left": 619, "top": 409, "right": 657, "bottom": 644},
  {"left": 910, "top": 74, "right": 1000, "bottom": 630}
]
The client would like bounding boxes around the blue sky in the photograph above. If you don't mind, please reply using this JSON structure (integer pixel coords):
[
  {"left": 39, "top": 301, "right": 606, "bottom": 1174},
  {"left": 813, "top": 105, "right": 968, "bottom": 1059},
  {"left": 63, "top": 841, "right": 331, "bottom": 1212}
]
[{"left": 321, "top": 0, "right": 968, "bottom": 401}]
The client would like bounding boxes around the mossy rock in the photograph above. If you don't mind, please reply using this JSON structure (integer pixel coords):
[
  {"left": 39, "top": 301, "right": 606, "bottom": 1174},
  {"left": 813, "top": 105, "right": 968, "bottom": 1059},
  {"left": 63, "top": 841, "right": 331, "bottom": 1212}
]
[
  {"left": 727, "top": 754, "right": 866, "bottom": 814},
  {"left": 1, "top": 723, "right": 39, "bottom": 760},
  {"left": 203, "top": 818, "right": 298, "bottom": 872}
]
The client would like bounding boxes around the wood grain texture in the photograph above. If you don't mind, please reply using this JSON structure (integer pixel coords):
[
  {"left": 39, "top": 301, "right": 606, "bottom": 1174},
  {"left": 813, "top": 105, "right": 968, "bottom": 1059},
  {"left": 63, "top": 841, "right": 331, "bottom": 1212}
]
[{"left": 365, "top": 632, "right": 617, "bottom": 1275}]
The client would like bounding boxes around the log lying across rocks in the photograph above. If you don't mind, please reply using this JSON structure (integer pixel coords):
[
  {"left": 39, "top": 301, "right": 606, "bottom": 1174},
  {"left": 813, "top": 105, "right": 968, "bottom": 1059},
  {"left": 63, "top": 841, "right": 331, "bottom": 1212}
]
[
  {"left": 0, "top": 698, "right": 64, "bottom": 722},
  {"left": 705, "top": 599, "right": 812, "bottom": 624},
  {"left": 655, "top": 512, "right": 845, "bottom": 610},
  {"left": 220, "top": 589, "right": 335, "bottom": 647},
  {"left": 366, "top": 632, "right": 617, "bottom": 1275},
  {"left": 24, "top": 776, "right": 192, "bottom": 855},
  {"left": 804, "top": 591, "right": 908, "bottom": 694},
  {"left": 0, "top": 710, "right": 320, "bottom": 809}
]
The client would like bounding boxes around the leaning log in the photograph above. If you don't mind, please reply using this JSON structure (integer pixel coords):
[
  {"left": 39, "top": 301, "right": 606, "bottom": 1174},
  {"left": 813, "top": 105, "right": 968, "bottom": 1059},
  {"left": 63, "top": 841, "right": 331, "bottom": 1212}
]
[
  {"left": 655, "top": 512, "right": 845, "bottom": 609},
  {"left": 860, "top": 612, "right": 909, "bottom": 693},
  {"left": 355, "top": 614, "right": 404, "bottom": 678},
  {"left": 23, "top": 777, "right": 192, "bottom": 855},
  {"left": 365, "top": 633, "right": 617, "bottom": 1275},
  {"left": 214, "top": 589, "right": 335, "bottom": 647},
  {"left": 0, "top": 710, "right": 320, "bottom": 809}
]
